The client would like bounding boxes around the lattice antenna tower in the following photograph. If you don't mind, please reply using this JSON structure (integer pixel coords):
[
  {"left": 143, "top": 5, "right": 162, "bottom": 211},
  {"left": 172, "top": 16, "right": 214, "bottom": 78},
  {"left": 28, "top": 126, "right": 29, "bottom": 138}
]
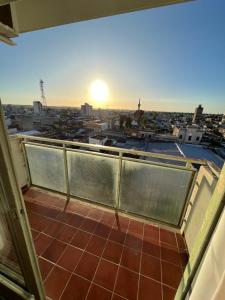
[{"left": 40, "top": 79, "right": 47, "bottom": 108}]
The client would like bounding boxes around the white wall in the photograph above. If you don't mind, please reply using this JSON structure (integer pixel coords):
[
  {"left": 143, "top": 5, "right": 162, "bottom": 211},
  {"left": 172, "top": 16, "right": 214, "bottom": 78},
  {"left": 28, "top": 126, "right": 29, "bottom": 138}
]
[
  {"left": 183, "top": 166, "right": 218, "bottom": 252},
  {"left": 185, "top": 207, "right": 225, "bottom": 300},
  {"left": 9, "top": 137, "right": 29, "bottom": 188}
]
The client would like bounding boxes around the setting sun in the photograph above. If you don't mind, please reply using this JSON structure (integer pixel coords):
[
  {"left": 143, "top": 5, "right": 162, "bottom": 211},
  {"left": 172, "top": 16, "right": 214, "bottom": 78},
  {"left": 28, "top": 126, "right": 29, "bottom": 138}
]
[{"left": 90, "top": 79, "right": 109, "bottom": 104}]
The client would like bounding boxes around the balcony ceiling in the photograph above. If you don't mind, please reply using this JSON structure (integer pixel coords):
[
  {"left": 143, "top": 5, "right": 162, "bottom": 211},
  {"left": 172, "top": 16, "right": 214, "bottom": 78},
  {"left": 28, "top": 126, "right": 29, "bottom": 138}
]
[{"left": 7, "top": 0, "right": 193, "bottom": 34}]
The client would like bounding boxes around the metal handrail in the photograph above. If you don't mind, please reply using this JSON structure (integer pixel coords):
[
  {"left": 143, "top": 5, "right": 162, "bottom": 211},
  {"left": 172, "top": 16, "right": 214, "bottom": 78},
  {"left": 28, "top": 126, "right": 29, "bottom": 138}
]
[{"left": 16, "top": 134, "right": 207, "bottom": 167}]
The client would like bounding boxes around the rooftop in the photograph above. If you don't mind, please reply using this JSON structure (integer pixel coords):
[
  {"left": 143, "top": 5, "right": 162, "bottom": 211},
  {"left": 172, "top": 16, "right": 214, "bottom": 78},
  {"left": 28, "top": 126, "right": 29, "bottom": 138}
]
[{"left": 90, "top": 135, "right": 108, "bottom": 140}]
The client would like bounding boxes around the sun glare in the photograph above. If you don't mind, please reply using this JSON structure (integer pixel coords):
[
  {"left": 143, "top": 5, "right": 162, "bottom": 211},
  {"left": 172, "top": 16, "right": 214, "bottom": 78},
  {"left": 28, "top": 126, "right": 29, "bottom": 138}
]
[{"left": 90, "top": 79, "right": 109, "bottom": 104}]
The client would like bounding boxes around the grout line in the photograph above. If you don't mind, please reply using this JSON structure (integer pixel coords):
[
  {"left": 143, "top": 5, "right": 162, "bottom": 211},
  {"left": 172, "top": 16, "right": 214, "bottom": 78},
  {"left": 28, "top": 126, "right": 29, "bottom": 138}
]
[
  {"left": 33, "top": 223, "right": 183, "bottom": 269},
  {"left": 29, "top": 196, "right": 182, "bottom": 298},
  {"left": 137, "top": 226, "right": 143, "bottom": 300},
  {"left": 42, "top": 207, "right": 88, "bottom": 297},
  {"left": 26, "top": 190, "right": 180, "bottom": 233},
  {"left": 84, "top": 211, "right": 117, "bottom": 300},
  {"left": 58, "top": 212, "right": 104, "bottom": 299},
  {"left": 57, "top": 248, "right": 85, "bottom": 299},
  {"left": 33, "top": 222, "right": 182, "bottom": 274},
  {"left": 159, "top": 226, "right": 164, "bottom": 300},
  {"left": 110, "top": 218, "right": 130, "bottom": 300}
]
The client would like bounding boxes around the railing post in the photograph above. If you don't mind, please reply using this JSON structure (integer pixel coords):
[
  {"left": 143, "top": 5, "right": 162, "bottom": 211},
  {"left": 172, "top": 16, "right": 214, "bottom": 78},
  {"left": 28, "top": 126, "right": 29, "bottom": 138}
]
[
  {"left": 20, "top": 138, "right": 32, "bottom": 187},
  {"left": 63, "top": 144, "right": 70, "bottom": 203},
  {"left": 115, "top": 152, "right": 123, "bottom": 211},
  {"left": 186, "top": 161, "right": 193, "bottom": 169}
]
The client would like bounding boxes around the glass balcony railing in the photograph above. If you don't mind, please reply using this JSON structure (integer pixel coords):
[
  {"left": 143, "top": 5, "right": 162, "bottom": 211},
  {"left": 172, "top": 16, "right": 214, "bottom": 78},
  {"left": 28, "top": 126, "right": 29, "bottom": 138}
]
[{"left": 13, "top": 135, "right": 208, "bottom": 228}]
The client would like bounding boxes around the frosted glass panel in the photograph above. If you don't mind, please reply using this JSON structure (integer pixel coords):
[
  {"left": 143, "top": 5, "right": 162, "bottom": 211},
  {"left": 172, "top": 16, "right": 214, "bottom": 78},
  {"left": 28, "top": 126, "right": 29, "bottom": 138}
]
[
  {"left": 67, "top": 151, "right": 118, "bottom": 206},
  {"left": 25, "top": 144, "right": 66, "bottom": 193},
  {"left": 119, "top": 160, "right": 194, "bottom": 225}
]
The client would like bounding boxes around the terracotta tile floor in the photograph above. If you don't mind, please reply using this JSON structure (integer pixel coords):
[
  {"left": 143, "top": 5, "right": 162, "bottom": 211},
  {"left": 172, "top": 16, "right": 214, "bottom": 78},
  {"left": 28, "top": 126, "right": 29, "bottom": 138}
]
[{"left": 24, "top": 188, "right": 188, "bottom": 300}]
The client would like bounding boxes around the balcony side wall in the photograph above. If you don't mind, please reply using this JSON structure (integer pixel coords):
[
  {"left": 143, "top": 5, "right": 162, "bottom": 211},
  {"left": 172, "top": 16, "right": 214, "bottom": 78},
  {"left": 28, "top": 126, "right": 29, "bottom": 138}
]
[
  {"left": 185, "top": 206, "right": 225, "bottom": 300},
  {"left": 9, "top": 137, "right": 29, "bottom": 188},
  {"left": 182, "top": 165, "right": 218, "bottom": 252}
]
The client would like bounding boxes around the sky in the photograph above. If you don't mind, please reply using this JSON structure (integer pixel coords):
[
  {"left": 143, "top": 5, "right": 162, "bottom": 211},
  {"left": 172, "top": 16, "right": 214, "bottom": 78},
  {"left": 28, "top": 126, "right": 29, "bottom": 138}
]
[{"left": 0, "top": 0, "right": 225, "bottom": 113}]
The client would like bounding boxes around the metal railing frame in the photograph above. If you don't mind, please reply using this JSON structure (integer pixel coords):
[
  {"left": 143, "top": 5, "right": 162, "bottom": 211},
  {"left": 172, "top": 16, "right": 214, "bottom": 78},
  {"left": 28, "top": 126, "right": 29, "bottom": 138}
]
[{"left": 17, "top": 134, "right": 208, "bottom": 228}]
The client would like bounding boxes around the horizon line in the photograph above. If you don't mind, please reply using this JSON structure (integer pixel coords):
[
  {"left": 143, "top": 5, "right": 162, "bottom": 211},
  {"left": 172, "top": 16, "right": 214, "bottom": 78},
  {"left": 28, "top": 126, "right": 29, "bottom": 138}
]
[{"left": 2, "top": 102, "right": 224, "bottom": 115}]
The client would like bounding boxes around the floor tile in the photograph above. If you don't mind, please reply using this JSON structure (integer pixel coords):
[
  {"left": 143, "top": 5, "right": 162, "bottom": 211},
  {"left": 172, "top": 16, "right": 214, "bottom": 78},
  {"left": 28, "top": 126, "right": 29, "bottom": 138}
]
[
  {"left": 42, "top": 219, "right": 63, "bottom": 238},
  {"left": 80, "top": 218, "right": 98, "bottom": 233},
  {"left": 125, "top": 233, "right": 142, "bottom": 251},
  {"left": 67, "top": 202, "right": 90, "bottom": 217},
  {"left": 42, "top": 239, "right": 66, "bottom": 263},
  {"left": 57, "top": 245, "right": 83, "bottom": 272},
  {"left": 34, "top": 233, "right": 54, "bottom": 256},
  {"left": 162, "top": 284, "right": 176, "bottom": 300},
  {"left": 70, "top": 229, "right": 91, "bottom": 250},
  {"left": 58, "top": 211, "right": 85, "bottom": 228},
  {"left": 120, "top": 246, "right": 141, "bottom": 273},
  {"left": 31, "top": 229, "right": 40, "bottom": 240},
  {"left": 161, "top": 261, "right": 182, "bottom": 289},
  {"left": 68, "top": 213, "right": 85, "bottom": 228},
  {"left": 37, "top": 194, "right": 66, "bottom": 209},
  {"left": 101, "top": 211, "right": 116, "bottom": 226},
  {"left": 161, "top": 243, "right": 181, "bottom": 266},
  {"left": 56, "top": 223, "right": 76, "bottom": 243},
  {"left": 160, "top": 229, "right": 177, "bottom": 248},
  {"left": 26, "top": 201, "right": 60, "bottom": 219},
  {"left": 109, "top": 229, "right": 126, "bottom": 245},
  {"left": 139, "top": 275, "right": 162, "bottom": 300},
  {"left": 142, "top": 238, "right": 160, "bottom": 258},
  {"left": 141, "top": 253, "right": 161, "bottom": 282},
  {"left": 26, "top": 190, "right": 188, "bottom": 300},
  {"left": 87, "top": 208, "right": 103, "bottom": 221},
  {"left": 113, "top": 215, "right": 129, "bottom": 232},
  {"left": 112, "top": 294, "right": 126, "bottom": 300},
  {"left": 44, "top": 266, "right": 70, "bottom": 300},
  {"left": 38, "top": 257, "right": 54, "bottom": 281},
  {"left": 60, "top": 274, "right": 90, "bottom": 300},
  {"left": 86, "top": 284, "right": 112, "bottom": 300},
  {"left": 75, "top": 252, "right": 100, "bottom": 281},
  {"left": 102, "top": 240, "right": 123, "bottom": 264},
  {"left": 24, "top": 189, "right": 42, "bottom": 199},
  {"left": 94, "top": 259, "right": 118, "bottom": 291},
  {"left": 144, "top": 224, "right": 159, "bottom": 241},
  {"left": 114, "top": 266, "right": 139, "bottom": 300},
  {"left": 28, "top": 212, "right": 49, "bottom": 232},
  {"left": 94, "top": 223, "right": 111, "bottom": 239},
  {"left": 128, "top": 219, "right": 144, "bottom": 236},
  {"left": 86, "top": 235, "right": 106, "bottom": 256},
  {"left": 57, "top": 211, "right": 72, "bottom": 225}
]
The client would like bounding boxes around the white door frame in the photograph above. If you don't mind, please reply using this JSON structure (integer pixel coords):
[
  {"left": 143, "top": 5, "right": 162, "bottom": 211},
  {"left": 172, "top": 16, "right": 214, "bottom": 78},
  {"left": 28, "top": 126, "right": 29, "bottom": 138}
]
[{"left": 0, "top": 100, "right": 45, "bottom": 300}]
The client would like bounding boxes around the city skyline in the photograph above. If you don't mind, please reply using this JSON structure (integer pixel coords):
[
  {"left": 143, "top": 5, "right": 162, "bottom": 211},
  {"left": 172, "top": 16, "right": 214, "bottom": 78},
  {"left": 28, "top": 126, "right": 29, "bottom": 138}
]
[{"left": 1, "top": 0, "right": 225, "bottom": 113}]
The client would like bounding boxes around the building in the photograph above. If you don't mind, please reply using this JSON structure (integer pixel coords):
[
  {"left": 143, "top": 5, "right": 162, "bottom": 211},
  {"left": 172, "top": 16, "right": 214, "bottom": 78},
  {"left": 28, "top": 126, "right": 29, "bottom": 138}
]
[
  {"left": 173, "top": 125, "right": 205, "bottom": 144},
  {"left": 84, "top": 120, "right": 109, "bottom": 132},
  {"left": 134, "top": 99, "right": 144, "bottom": 124},
  {"left": 89, "top": 135, "right": 108, "bottom": 145},
  {"left": 81, "top": 102, "right": 93, "bottom": 116},
  {"left": 192, "top": 104, "right": 203, "bottom": 124},
  {"left": 221, "top": 113, "right": 225, "bottom": 124},
  {"left": 33, "top": 101, "right": 42, "bottom": 115}
]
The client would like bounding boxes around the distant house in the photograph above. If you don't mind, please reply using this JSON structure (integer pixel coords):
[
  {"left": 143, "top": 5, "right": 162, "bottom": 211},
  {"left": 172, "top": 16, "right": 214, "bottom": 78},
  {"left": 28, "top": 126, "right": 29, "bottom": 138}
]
[
  {"left": 89, "top": 135, "right": 108, "bottom": 146},
  {"left": 173, "top": 125, "right": 205, "bottom": 144}
]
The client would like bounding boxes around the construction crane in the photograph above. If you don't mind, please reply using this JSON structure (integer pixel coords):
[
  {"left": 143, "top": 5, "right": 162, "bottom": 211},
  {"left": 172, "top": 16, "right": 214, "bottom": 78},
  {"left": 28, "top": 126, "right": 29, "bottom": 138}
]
[{"left": 40, "top": 79, "right": 47, "bottom": 108}]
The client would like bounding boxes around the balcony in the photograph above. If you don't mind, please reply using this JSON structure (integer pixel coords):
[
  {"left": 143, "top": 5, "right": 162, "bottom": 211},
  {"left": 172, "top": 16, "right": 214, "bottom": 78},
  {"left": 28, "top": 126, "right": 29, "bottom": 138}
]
[{"left": 9, "top": 135, "right": 220, "bottom": 300}]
